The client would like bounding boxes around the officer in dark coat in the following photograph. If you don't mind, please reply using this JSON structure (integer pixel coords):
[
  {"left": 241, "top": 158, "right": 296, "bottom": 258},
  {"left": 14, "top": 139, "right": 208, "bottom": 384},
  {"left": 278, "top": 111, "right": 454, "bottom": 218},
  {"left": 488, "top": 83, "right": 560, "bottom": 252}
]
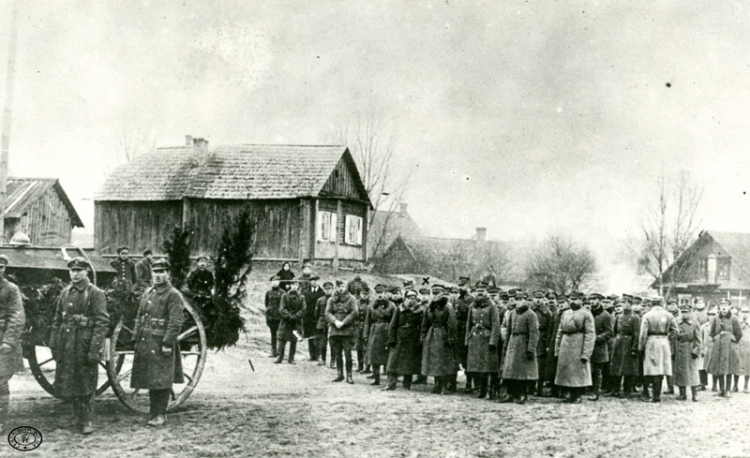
[
  {"left": 346, "top": 272, "right": 369, "bottom": 297},
  {"left": 186, "top": 256, "right": 214, "bottom": 297},
  {"left": 303, "top": 276, "right": 325, "bottom": 361},
  {"left": 50, "top": 258, "right": 109, "bottom": 434},
  {"left": 275, "top": 281, "right": 306, "bottom": 364},
  {"left": 356, "top": 289, "right": 371, "bottom": 372},
  {"left": 0, "top": 255, "right": 24, "bottom": 431},
  {"left": 589, "top": 300, "right": 614, "bottom": 400},
  {"left": 545, "top": 294, "right": 568, "bottom": 398},
  {"left": 326, "top": 280, "right": 359, "bottom": 384},
  {"left": 421, "top": 293, "right": 458, "bottom": 394},
  {"left": 364, "top": 284, "right": 396, "bottom": 386},
  {"left": 453, "top": 276, "right": 474, "bottom": 391},
  {"left": 465, "top": 283, "right": 500, "bottom": 399},
  {"left": 315, "top": 282, "right": 334, "bottom": 366},
  {"left": 134, "top": 249, "right": 153, "bottom": 290},
  {"left": 264, "top": 277, "right": 284, "bottom": 357},
  {"left": 385, "top": 289, "right": 423, "bottom": 391},
  {"left": 531, "top": 290, "right": 553, "bottom": 396},
  {"left": 131, "top": 259, "right": 185, "bottom": 427},
  {"left": 110, "top": 246, "right": 136, "bottom": 289},
  {"left": 608, "top": 298, "right": 641, "bottom": 397},
  {"left": 501, "top": 293, "right": 540, "bottom": 404}
]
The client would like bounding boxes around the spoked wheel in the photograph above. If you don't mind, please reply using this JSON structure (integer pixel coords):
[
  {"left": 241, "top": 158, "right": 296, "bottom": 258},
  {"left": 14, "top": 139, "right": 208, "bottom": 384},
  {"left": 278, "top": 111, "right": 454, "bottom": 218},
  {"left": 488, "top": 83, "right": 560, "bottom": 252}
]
[
  {"left": 107, "top": 300, "right": 207, "bottom": 413},
  {"left": 24, "top": 332, "right": 122, "bottom": 399}
]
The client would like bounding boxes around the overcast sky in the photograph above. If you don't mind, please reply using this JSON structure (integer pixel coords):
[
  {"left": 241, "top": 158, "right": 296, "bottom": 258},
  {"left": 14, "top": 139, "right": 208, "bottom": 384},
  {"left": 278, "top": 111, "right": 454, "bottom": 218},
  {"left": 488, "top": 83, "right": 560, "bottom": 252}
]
[{"left": 0, "top": 0, "right": 748, "bottom": 267}]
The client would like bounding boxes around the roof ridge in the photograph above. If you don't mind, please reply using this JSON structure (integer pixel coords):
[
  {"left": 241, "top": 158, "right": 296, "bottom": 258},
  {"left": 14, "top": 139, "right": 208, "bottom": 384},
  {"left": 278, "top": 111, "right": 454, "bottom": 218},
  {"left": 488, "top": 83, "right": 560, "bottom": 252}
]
[{"left": 8, "top": 177, "right": 58, "bottom": 182}]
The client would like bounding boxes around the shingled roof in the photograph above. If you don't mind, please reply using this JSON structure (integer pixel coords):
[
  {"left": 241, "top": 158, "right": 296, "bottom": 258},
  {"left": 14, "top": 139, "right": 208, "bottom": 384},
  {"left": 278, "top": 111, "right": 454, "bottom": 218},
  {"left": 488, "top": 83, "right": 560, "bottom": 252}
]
[
  {"left": 5, "top": 178, "right": 83, "bottom": 227},
  {"left": 95, "top": 144, "right": 372, "bottom": 206}
]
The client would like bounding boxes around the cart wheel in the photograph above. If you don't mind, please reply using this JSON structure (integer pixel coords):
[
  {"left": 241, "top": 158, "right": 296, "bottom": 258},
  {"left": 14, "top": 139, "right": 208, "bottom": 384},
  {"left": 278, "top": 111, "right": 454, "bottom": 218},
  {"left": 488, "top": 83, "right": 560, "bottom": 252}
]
[
  {"left": 24, "top": 336, "right": 123, "bottom": 400},
  {"left": 107, "top": 300, "right": 207, "bottom": 413}
]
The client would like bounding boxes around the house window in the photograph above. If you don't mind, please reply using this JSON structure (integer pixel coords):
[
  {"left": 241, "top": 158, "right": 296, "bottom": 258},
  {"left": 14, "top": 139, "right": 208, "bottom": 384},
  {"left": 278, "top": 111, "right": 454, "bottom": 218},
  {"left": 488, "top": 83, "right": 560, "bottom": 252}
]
[
  {"left": 696, "top": 258, "right": 707, "bottom": 280},
  {"left": 718, "top": 258, "right": 731, "bottom": 280},
  {"left": 317, "top": 211, "right": 338, "bottom": 242},
  {"left": 344, "top": 215, "right": 363, "bottom": 246}
]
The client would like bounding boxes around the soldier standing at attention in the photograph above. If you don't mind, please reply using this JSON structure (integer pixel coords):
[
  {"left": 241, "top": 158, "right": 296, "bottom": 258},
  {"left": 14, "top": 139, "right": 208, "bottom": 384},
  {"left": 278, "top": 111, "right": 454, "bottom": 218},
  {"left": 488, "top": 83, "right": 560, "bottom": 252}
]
[
  {"left": 364, "top": 284, "right": 396, "bottom": 386},
  {"left": 131, "top": 259, "right": 184, "bottom": 427},
  {"left": 315, "top": 282, "right": 334, "bottom": 367},
  {"left": 186, "top": 256, "right": 214, "bottom": 298},
  {"left": 501, "top": 293, "right": 540, "bottom": 404},
  {"left": 531, "top": 291, "right": 553, "bottom": 397},
  {"left": 465, "top": 283, "right": 500, "bottom": 399},
  {"left": 326, "top": 280, "right": 358, "bottom": 384},
  {"left": 356, "top": 289, "right": 371, "bottom": 373},
  {"left": 554, "top": 293, "right": 595, "bottom": 403},
  {"left": 110, "top": 246, "right": 136, "bottom": 288},
  {"left": 545, "top": 294, "right": 567, "bottom": 398},
  {"left": 0, "top": 255, "right": 25, "bottom": 431},
  {"left": 134, "top": 249, "right": 154, "bottom": 290},
  {"left": 384, "top": 289, "right": 423, "bottom": 391},
  {"left": 50, "top": 258, "right": 109, "bottom": 434},
  {"left": 264, "top": 277, "right": 283, "bottom": 358},
  {"left": 420, "top": 290, "right": 458, "bottom": 395},
  {"left": 607, "top": 297, "right": 640, "bottom": 398},
  {"left": 454, "top": 277, "right": 474, "bottom": 392},
  {"left": 589, "top": 298, "right": 614, "bottom": 401},
  {"left": 707, "top": 298, "right": 743, "bottom": 398},
  {"left": 638, "top": 297, "right": 679, "bottom": 403},
  {"left": 672, "top": 303, "right": 702, "bottom": 402},
  {"left": 303, "top": 275, "right": 325, "bottom": 361},
  {"left": 275, "top": 281, "right": 306, "bottom": 364}
]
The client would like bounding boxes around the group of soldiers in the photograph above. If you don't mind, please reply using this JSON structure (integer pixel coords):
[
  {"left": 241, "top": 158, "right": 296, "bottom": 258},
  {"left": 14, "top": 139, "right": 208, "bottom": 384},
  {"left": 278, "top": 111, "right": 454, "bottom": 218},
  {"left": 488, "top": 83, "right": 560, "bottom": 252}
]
[
  {"left": 265, "top": 272, "right": 750, "bottom": 404},
  {"left": 0, "top": 246, "right": 215, "bottom": 435}
]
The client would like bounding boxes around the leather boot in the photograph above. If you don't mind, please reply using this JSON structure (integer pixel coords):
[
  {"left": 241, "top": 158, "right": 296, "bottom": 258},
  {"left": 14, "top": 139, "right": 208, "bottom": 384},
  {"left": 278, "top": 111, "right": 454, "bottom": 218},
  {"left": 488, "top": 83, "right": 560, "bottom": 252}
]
[
  {"left": 477, "top": 374, "right": 488, "bottom": 399},
  {"left": 370, "top": 366, "right": 380, "bottom": 386},
  {"left": 676, "top": 386, "right": 687, "bottom": 401},
  {"left": 362, "top": 365, "right": 371, "bottom": 374},
  {"left": 403, "top": 375, "right": 412, "bottom": 390},
  {"left": 664, "top": 376, "right": 674, "bottom": 395},
  {"left": 332, "top": 367, "right": 344, "bottom": 383},
  {"left": 488, "top": 374, "right": 498, "bottom": 400},
  {"left": 80, "top": 398, "right": 94, "bottom": 435},
  {"left": 588, "top": 371, "right": 601, "bottom": 401},
  {"left": 733, "top": 375, "right": 740, "bottom": 392},
  {"left": 287, "top": 341, "right": 297, "bottom": 364},
  {"left": 384, "top": 373, "right": 397, "bottom": 391},
  {"left": 431, "top": 377, "right": 443, "bottom": 394},
  {"left": 274, "top": 342, "right": 286, "bottom": 364},
  {"left": 465, "top": 373, "right": 475, "bottom": 393},
  {"left": 446, "top": 373, "right": 457, "bottom": 393},
  {"left": 691, "top": 386, "right": 699, "bottom": 402},
  {"left": 346, "top": 371, "right": 354, "bottom": 385}
]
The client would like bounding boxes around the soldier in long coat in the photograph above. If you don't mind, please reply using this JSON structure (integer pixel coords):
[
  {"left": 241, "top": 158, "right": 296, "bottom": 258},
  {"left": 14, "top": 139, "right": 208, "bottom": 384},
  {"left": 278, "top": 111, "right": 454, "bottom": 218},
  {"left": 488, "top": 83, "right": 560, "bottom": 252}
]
[
  {"left": 531, "top": 291, "right": 553, "bottom": 396},
  {"left": 673, "top": 303, "right": 701, "bottom": 401},
  {"left": 264, "top": 278, "right": 284, "bottom": 357},
  {"left": 737, "top": 307, "right": 750, "bottom": 392},
  {"left": 303, "top": 276, "right": 325, "bottom": 361},
  {"left": 131, "top": 259, "right": 185, "bottom": 427},
  {"left": 465, "top": 283, "right": 500, "bottom": 399},
  {"left": 326, "top": 280, "right": 359, "bottom": 384},
  {"left": 545, "top": 295, "right": 567, "bottom": 398},
  {"left": 638, "top": 299, "right": 679, "bottom": 403},
  {"left": 134, "top": 249, "right": 153, "bottom": 290},
  {"left": 364, "top": 285, "right": 396, "bottom": 386},
  {"left": 701, "top": 308, "right": 717, "bottom": 391},
  {"left": 0, "top": 255, "right": 24, "bottom": 431},
  {"left": 453, "top": 278, "right": 474, "bottom": 391},
  {"left": 315, "top": 282, "right": 334, "bottom": 366},
  {"left": 384, "top": 290, "right": 423, "bottom": 391},
  {"left": 501, "top": 297, "right": 540, "bottom": 404},
  {"left": 707, "top": 298, "right": 743, "bottom": 397},
  {"left": 50, "top": 257, "right": 109, "bottom": 434},
  {"left": 554, "top": 295, "right": 595, "bottom": 403},
  {"left": 608, "top": 299, "right": 640, "bottom": 397},
  {"left": 274, "top": 281, "right": 306, "bottom": 364},
  {"left": 356, "top": 290, "right": 371, "bottom": 372},
  {"left": 421, "top": 295, "right": 458, "bottom": 394},
  {"left": 589, "top": 302, "right": 614, "bottom": 401}
]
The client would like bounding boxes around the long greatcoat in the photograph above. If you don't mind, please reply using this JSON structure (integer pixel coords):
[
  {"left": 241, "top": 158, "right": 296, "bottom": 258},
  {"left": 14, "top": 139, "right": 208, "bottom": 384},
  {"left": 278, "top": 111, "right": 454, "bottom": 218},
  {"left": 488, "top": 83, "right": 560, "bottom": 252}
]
[
  {"left": 386, "top": 304, "right": 423, "bottom": 375},
  {"left": 554, "top": 307, "right": 595, "bottom": 387},
  {"left": 454, "top": 293, "right": 474, "bottom": 369},
  {"left": 0, "top": 277, "right": 25, "bottom": 377},
  {"left": 421, "top": 297, "right": 458, "bottom": 377},
  {"left": 303, "top": 286, "right": 326, "bottom": 338},
  {"left": 131, "top": 281, "right": 185, "bottom": 390},
  {"left": 502, "top": 306, "right": 540, "bottom": 381},
  {"left": 672, "top": 317, "right": 701, "bottom": 387},
  {"left": 738, "top": 320, "right": 750, "bottom": 376},
  {"left": 591, "top": 308, "right": 614, "bottom": 364},
  {"left": 609, "top": 312, "right": 640, "bottom": 377},
  {"left": 545, "top": 309, "right": 564, "bottom": 383},
  {"left": 700, "top": 321, "right": 713, "bottom": 371},
  {"left": 638, "top": 306, "right": 679, "bottom": 376},
  {"left": 365, "top": 299, "right": 396, "bottom": 366},
  {"left": 465, "top": 297, "right": 500, "bottom": 373},
  {"left": 50, "top": 279, "right": 109, "bottom": 397},
  {"left": 356, "top": 299, "right": 370, "bottom": 352},
  {"left": 277, "top": 291, "right": 306, "bottom": 342},
  {"left": 707, "top": 313, "right": 743, "bottom": 375},
  {"left": 533, "top": 304, "right": 554, "bottom": 380}
]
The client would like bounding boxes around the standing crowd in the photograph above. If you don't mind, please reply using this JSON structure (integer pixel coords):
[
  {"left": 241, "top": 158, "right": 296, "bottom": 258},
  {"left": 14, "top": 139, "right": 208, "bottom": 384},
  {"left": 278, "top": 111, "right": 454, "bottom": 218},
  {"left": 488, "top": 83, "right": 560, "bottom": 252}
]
[{"left": 265, "top": 268, "right": 750, "bottom": 405}]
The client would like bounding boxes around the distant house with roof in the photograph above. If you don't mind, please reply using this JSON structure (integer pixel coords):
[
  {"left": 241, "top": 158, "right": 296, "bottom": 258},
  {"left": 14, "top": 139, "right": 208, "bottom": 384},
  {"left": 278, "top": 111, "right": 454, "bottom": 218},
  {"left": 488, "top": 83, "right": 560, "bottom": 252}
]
[
  {"left": 367, "top": 203, "right": 422, "bottom": 259},
  {"left": 95, "top": 137, "right": 373, "bottom": 266},
  {"left": 374, "top": 227, "right": 524, "bottom": 286},
  {"left": 3, "top": 178, "right": 84, "bottom": 246},
  {"left": 657, "top": 230, "right": 750, "bottom": 309}
]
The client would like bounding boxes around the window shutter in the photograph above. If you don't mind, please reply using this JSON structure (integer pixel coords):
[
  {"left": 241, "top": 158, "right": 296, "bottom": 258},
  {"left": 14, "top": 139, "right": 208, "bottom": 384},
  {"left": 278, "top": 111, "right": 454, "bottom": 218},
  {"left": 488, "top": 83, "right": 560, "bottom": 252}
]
[
  {"left": 330, "top": 213, "right": 338, "bottom": 243},
  {"left": 345, "top": 215, "right": 353, "bottom": 244},
  {"left": 356, "top": 217, "right": 363, "bottom": 245}
]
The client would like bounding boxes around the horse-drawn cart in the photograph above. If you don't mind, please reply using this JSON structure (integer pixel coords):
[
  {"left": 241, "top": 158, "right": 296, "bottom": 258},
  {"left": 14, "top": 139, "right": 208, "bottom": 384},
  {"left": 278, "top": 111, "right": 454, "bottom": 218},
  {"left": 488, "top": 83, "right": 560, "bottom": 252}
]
[{"left": 6, "top": 244, "right": 207, "bottom": 413}]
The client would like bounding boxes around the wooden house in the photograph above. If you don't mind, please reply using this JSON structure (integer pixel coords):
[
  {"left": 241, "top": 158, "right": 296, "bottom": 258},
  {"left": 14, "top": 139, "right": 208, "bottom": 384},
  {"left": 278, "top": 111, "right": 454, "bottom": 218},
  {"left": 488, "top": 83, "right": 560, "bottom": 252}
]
[
  {"left": 3, "top": 178, "right": 84, "bottom": 246},
  {"left": 94, "top": 138, "right": 373, "bottom": 266},
  {"left": 656, "top": 230, "right": 750, "bottom": 309}
]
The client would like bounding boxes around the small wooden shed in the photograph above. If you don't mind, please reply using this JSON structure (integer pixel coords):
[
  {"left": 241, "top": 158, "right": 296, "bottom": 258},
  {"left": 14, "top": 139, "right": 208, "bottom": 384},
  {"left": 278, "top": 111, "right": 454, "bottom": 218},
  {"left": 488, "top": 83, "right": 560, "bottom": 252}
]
[{"left": 94, "top": 139, "right": 373, "bottom": 266}]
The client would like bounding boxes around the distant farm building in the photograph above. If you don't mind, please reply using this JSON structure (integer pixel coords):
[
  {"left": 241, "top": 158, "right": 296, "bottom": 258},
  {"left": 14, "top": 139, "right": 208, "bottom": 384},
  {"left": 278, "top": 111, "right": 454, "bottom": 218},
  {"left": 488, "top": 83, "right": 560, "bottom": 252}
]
[
  {"left": 95, "top": 138, "right": 373, "bottom": 266},
  {"left": 3, "top": 178, "right": 84, "bottom": 246},
  {"left": 367, "top": 203, "right": 422, "bottom": 260}
]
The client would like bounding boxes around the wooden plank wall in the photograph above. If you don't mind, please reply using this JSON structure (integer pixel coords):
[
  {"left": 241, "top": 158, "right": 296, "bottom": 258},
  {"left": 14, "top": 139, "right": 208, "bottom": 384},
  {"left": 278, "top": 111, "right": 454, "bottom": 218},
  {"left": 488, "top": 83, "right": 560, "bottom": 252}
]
[
  {"left": 316, "top": 198, "right": 367, "bottom": 261},
  {"left": 5, "top": 187, "right": 75, "bottom": 246},
  {"left": 94, "top": 201, "right": 182, "bottom": 254},
  {"left": 320, "top": 157, "right": 363, "bottom": 200}
]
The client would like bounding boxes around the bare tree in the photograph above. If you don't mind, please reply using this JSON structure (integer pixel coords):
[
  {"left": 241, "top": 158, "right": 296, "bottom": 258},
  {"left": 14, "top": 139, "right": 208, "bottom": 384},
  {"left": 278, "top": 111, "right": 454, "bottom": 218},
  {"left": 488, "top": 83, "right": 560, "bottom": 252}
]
[
  {"left": 366, "top": 179, "right": 412, "bottom": 259},
  {"left": 103, "top": 113, "right": 159, "bottom": 177},
  {"left": 633, "top": 170, "right": 704, "bottom": 296},
  {"left": 524, "top": 233, "right": 597, "bottom": 294}
]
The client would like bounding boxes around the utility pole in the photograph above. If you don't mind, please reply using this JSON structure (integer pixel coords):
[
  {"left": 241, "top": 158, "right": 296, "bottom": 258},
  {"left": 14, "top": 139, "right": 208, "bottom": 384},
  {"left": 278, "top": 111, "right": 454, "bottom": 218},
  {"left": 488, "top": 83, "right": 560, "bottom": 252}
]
[{"left": 0, "top": 0, "right": 19, "bottom": 242}]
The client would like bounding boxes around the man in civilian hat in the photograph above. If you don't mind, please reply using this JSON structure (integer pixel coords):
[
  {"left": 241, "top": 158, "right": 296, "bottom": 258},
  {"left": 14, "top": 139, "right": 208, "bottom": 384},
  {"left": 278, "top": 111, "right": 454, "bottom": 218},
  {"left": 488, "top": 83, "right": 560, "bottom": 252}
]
[
  {"left": 638, "top": 296, "right": 678, "bottom": 403},
  {"left": 501, "top": 292, "right": 540, "bottom": 404},
  {"left": 0, "top": 255, "right": 24, "bottom": 432},
  {"left": 454, "top": 276, "right": 474, "bottom": 392},
  {"left": 131, "top": 259, "right": 185, "bottom": 427},
  {"left": 531, "top": 290, "right": 553, "bottom": 396},
  {"left": 135, "top": 248, "right": 154, "bottom": 290},
  {"left": 186, "top": 256, "right": 214, "bottom": 298},
  {"left": 50, "top": 257, "right": 109, "bottom": 434},
  {"left": 673, "top": 302, "right": 702, "bottom": 401},
  {"left": 315, "top": 281, "right": 334, "bottom": 367},
  {"left": 364, "top": 284, "right": 396, "bottom": 386},
  {"left": 111, "top": 246, "right": 136, "bottom": 289},
  {"left": 326, "top": 279, "right": 358, "bottom": 384},
  {"left": 465, "top": 282, "right": 501, "bottom": 399},
  {"left": 303, "top": 275, "right": 325, "bottom": 361}
]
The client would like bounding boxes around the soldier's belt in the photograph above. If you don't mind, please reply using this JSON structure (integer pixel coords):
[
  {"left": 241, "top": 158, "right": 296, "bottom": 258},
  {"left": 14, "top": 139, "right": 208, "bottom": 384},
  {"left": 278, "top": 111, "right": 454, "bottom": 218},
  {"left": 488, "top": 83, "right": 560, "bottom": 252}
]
[
  {"left": 63, "top": 314, "right": 91, "bottom": 327},
  {"left": 648, "top": 334, "right": 668, "bottom": 337},
  {"left": 561, "top": 330, "right": 583, "bottom": 335}
]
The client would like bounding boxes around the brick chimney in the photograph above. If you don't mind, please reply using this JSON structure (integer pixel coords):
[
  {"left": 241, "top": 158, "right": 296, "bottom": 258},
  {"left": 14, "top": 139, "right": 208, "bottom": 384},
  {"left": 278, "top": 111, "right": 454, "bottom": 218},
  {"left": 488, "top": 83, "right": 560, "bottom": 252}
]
[
  {"left": 476, "top": 227, "right": 487, "bottom": 242},
  {"left": 400, "top": 203, "right": 408, "bottom": 214},
  {"left": 193, "top": 137, "right": 208, "bottom": 151},
  {"left": 185, "top": 135, "right": 193, "bottom": 146}
]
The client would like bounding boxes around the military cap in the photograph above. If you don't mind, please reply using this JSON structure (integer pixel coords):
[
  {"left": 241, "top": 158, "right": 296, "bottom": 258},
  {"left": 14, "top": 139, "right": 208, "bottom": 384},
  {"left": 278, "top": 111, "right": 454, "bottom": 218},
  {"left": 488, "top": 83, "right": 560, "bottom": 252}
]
[
  {"left": 558, "top": 294, "right": 568, "bottom": 302},
  {"left": 516, "top": 291, "right": 528, "bottom": 299},
  {"left": 679, "top": 303, "right": 691, "bottom": 312},
  {"left": 374, "top": 284, "right": 387, "bottom": 293},
  {"left": 67, "top": 257, "right": 90, "bottom": 270},
  {"left": 322, "top": 281, "right": 334, "bottom": 288},
  {"left": 719, "top": 297, "right": 731, "bottom": 305},
  {"left": 588, "top": 293, "right": 604, "bottom": 300},
  {"left": 457, "top": 276, "right": 471, "bottom": 286},
  {"left": 507, "top": 290, "right": 517, "bottom": 298},
  {"left": 666, "top": 297, "right": 678, "bottom": 305},
  {"left": 607, "top": 294, "right": 619, "bottom": 301},
  {"left": 546, "top": 292, "right": 557, "bottom": 300},
  {"left": 302, "top": 262, "right": 312, "bottom": 269},
  {"left": 622, "top": 293, "right": 633, "bottom": 301},
  {"left": 0, "top": 255, "right": 9, "bottom": 266},
  {"left": 143, "top": 248, "right": 153, "bottom": 257},
  {"left": 335, "top": 279, "right": 346, "bottom": 287},
  {"left": 405, "top": 289, "right": 418, "bottom": 297},
  {"left": 152, "top": 259, "right": 171, "bottom": 271},
  {"left": 475, "top": 282, "right": 488, "bottom": 290},
  {"left": 390, "top": 286, "right": 402, "bottom": 294},
  {"left": 419, "top": 287, "right": 430, "bottom": 295},
  {"left": 533, "top": 290, "right": 545, "bottom": 298},
  {"left": 450, "top": 287, "right": 460, "bottom": 294},
  {"left": 650, "top": 297, "right": 663, "bottom": 305},
  {"left": 116, "top": 246, "right": 130, "bottom": 254},
  {"left": 197, "top": 255, "right": 209, "bottom": 262},
  {"left": 431, "top": 284, "right": 445, "bottom": 291},
  {"left": 488, "top": 287, "right": 499, "bottom": 294},
  {"left": 499, "top": 293, "right": 510, "bottom": 300},
  {"left": 741, "top": 306, "right": 750, "bottom": 313},
  {"left": 403, "top": 280, "right": 414, "bottom": 288},
  {"left": 309, "top": 275, "right": 320, "bottom": 281},
  {"left": 633, "top": 296, "right": 643, "bottom": 303}
]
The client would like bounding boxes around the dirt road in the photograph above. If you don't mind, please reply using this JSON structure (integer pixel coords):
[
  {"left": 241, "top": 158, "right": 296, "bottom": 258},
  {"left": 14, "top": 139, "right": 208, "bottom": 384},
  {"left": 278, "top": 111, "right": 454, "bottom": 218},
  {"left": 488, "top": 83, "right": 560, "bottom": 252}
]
[{"left": 6, "top": 327, "right": 750, "bottom": 458}]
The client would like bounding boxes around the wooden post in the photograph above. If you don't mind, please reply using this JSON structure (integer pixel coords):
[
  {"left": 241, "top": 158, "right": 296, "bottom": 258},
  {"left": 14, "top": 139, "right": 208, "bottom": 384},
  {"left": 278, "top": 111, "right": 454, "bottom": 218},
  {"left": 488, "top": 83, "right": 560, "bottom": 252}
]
[
  {"left": 333, "top": 199, "right": 342, "bottom": 272},
  {"left": 0, "top": 0, "right": 19, "bottom": 242}
]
